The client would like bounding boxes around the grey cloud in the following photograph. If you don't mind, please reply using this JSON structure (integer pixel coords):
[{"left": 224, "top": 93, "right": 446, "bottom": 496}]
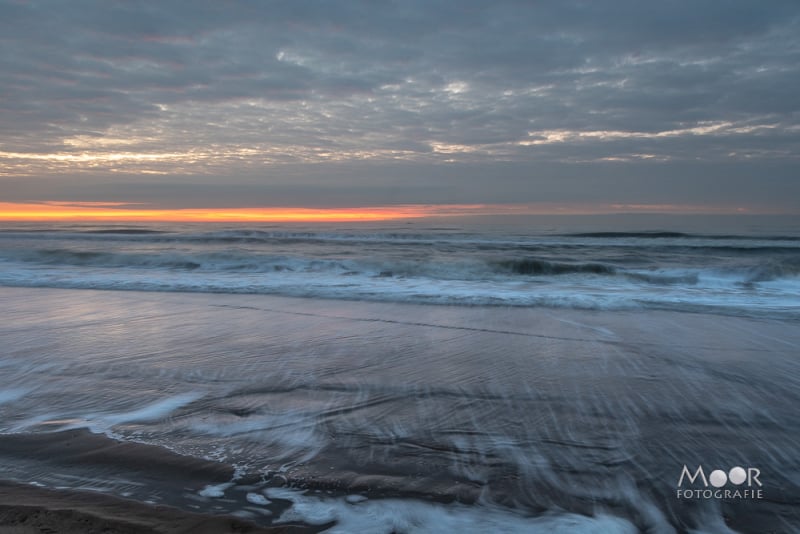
[{"left": 1, "top": 0, "right": 799, "bottom": 211}]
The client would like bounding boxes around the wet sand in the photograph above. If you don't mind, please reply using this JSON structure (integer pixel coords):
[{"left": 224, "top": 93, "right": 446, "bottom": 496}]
[
  {"left": 1, "top": 287, "right": 799, "bottom": 532},
  {"left": 0, "top": 480, "right": 305, "bottom": 534},
  {"left": 0, "top": 429, "right": 316, "bottom": 533}
]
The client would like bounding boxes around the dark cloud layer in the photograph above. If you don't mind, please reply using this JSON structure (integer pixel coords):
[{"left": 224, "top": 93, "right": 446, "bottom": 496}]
[{"left": 1, "top": 0, "right": 799, "bottom": 211}]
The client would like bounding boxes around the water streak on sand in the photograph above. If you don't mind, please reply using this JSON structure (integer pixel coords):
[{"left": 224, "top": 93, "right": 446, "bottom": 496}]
[{"left": 1, "top": 287, "right": 799, "bottom": 531}]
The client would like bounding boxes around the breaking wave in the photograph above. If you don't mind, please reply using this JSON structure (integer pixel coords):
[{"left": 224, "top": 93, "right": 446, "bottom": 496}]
[{"left": 0, "top": 223, "right": 798, "bottom": 317}]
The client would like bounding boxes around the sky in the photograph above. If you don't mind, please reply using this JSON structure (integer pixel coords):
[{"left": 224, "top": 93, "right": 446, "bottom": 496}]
[{"left": 1, "top": 0, "right": 799, "bottom": 220}]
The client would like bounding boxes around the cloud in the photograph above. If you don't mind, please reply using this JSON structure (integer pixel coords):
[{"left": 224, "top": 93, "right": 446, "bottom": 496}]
[{"left": 0, "top": 0, "right": 799, "bottom": 211}]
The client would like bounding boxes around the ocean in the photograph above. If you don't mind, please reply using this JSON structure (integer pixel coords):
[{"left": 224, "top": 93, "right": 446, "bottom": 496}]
[
  {"left": 1, "top": 214, "right": 799, "bottom": 532},
  {"left": 0, "top": 215, "right": 798, "bottom": 318}
]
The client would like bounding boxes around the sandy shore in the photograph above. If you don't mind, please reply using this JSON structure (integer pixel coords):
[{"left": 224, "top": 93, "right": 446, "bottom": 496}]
[
  {"left": 0, "top": 428, "right": 324, "bottom": 533},
  {"left": 0, "top": 480, "right": 312, "bottom": 534},
  {"left": 1, "top": 287, "right": 799, "bottom": 532}
]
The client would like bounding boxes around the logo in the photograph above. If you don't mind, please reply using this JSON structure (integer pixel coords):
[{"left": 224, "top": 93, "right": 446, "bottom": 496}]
[{"left": 676, "top": 465, "right": 762, "bottom": 499}]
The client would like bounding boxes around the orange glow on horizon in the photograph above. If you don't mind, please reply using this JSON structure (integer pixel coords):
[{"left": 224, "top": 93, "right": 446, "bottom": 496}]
[
  {"left": 0, "top": 201, "right": 762, "bottom": 222},
  {"left": 0, "top": 202, "right": 443, "bottom": 222}
]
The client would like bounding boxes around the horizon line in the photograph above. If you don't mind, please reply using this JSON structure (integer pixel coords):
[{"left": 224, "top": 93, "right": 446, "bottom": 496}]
[{"left": 0, "top": 201, "right": 788, "bottom": 222}]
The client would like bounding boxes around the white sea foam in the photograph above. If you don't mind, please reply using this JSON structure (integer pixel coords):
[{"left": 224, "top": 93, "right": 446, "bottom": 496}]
[
  {"left": 199, "top": 482, "right": 234, "bottom": 498},
  {"left": 265, "top": 487, "right": 638, "bottom": 534},
  {"left": 189, "top": 410, "right": 325, "bottom": 463},
  {"left": 246, "top": 492, "right": 271, "bottom": 505},
  {"left": 101, "top": 392, "right": 204, "bottom": 425},
  {"left": 6, "top": 392, "right": 203, "bottom": 436}
]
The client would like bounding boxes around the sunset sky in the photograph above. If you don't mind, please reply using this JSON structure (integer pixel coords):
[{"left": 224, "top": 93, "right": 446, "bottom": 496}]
[{"left": 1, "top": 0, "right": 799, "bottom": 220}]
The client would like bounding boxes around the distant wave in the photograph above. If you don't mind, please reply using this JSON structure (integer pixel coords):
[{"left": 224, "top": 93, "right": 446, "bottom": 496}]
[
  {"left": 564, "top": 231, "right": 800, "bottom": 241},
  {"left": 0, "top": 227, "right": 168, "bottom": 235},
  {"left": 83, "top": 229, "right": 168, "bottom": 235},
  {"left": 564, "top": 231, "right": 692, "bottom": 238},
  {"left": 3, "top": 230, "right": 800, "bottom": 255}
]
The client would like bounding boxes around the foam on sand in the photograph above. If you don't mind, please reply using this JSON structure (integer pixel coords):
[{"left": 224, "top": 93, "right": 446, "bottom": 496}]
[
  {"left": 266, "top": 487, "right": 637, "bottom": 534},
  {"left": 101, "top": 392, "right": 205, "bottom": 425},
  {"left": 1, "top": 287, "right": 799, "bottom": 532}
]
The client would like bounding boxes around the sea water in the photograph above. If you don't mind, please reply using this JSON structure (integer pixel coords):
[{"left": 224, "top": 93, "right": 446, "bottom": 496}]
[
  {"left": 0, "top": 214, "right": 799, "bottom": 533},
  {"left": 0, "top": 214, "right": 798, "bottom": 318}
]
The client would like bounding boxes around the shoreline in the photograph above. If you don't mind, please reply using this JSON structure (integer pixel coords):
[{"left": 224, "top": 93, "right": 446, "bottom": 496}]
[
  {"left": 0, "top": 480, "right": 310, "bottom": 533},
  {"left": 1, "top": 286, "right": 799, "bottom": 532},
  {"left": 0, "top": 428, "right": 323, "bottom": 533}
]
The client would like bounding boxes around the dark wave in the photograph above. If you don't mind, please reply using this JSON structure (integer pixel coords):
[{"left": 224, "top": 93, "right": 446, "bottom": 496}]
[
  {"left": 0, "top": 228, "right": 69, "bottom": 233},
  {"left": 745, "top": 258, "right": 800, "bottom": 282},
  {"left": 666, "top": 245, "right": 800, "bottom": 254},
  {"left": 29, "top": 249, "right": 205, "bottom": 270},
  {"left": 565, "top": 231, "right": 691, "bottom": 238},
  {"left": 83, "top": 229, "right": 168, "bottom": 235},
  {"left": 0, "top": 228, "right": 168, "bottom": 235},
  {"left": 625, "top": 272, "right": 699, "bottom": 285},
  {"left": 492, "top": 259, "right": 616, "bottom": 276},
  {"left": 37, "top": 249, "right": 107, "bottom": 262}
]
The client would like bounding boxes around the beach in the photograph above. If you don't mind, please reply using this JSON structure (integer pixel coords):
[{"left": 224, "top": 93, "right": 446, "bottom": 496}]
[
  {"left": 3, "top": 0, "right": 800, "bottom": 528},
  {"left": 0, "top": 479, "right": 300, "bottom": 533},
  {"left": 4, "top": 0, "right": 800, "bottom": 529},
  {"left": 1, "top": 286, "right": 799, "bottom": 532}
]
